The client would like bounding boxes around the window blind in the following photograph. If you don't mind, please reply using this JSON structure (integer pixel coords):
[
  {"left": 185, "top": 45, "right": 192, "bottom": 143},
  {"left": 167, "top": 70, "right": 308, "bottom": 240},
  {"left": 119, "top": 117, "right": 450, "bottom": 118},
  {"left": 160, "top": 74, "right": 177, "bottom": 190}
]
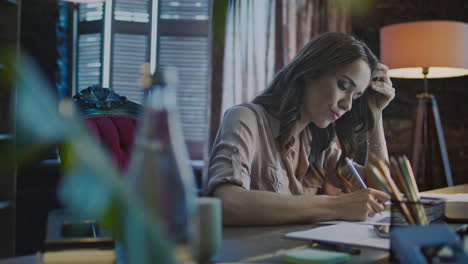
[
  {"left": 114, "top": 0, "right": 150, "bottom": 22},
  {"left": 77, "top": 33, "right": 102, "bottom": 90},
  {"left": 111, "top": 33, "right": 148, "bottom": 103},
  {"left": 79, "top": 2, "right": 104, "bottom": 22},
  {"left": 160, "top": 0, "right": 210, "bottom": 20},
  {"left": 159, "top": 36, "right": 209, "bottom": 142}
]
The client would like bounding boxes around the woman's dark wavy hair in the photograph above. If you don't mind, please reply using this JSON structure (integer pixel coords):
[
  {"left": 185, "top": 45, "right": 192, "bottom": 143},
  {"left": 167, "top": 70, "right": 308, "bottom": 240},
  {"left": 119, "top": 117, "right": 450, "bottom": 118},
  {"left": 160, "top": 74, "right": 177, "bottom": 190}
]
[{"left": 252, "top": 32, "right": 379, "bottom": 192}]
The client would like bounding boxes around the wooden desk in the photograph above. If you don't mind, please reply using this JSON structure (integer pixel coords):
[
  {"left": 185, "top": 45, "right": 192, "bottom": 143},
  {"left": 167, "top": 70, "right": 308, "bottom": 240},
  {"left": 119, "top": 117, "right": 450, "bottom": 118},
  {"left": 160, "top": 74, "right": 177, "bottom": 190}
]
[
  {"left": 2, "top": 184, "right": 467, "bottom": 264},
  {"left": 422, "top": 183, "right": 468, "bottom": 194},
  {"left": 0, "top": 226, "right": 388, "bottom": 264}
]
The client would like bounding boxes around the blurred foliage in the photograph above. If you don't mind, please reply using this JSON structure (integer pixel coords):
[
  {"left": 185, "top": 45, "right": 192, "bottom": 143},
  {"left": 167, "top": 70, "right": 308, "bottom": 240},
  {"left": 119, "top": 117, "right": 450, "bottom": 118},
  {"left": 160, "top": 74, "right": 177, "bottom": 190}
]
[{"left": 1, "top": 51, "right": 176, "bottom": 264}]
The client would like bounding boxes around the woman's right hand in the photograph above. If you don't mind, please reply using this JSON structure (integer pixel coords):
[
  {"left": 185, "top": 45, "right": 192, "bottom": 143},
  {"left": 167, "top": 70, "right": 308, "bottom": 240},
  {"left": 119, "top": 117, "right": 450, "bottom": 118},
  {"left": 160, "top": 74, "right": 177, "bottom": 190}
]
[{"left": 334, "top": 188, "right": 389, "bottom": 221}]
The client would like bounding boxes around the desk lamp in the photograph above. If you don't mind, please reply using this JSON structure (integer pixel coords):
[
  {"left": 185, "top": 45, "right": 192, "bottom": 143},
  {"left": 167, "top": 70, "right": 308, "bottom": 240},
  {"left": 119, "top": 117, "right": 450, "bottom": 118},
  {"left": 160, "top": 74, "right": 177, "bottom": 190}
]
[{"left": 380, "top": 20, "right": 468, "bottom": 190}]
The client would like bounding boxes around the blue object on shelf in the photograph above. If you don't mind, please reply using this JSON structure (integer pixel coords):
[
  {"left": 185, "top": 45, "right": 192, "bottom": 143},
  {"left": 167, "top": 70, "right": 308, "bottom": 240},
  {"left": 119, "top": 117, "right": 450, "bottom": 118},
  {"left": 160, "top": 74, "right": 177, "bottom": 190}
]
[
  {"left": 0, "top": 200, "right": 11, "bottom": 210},
  {"left": 391, "top": 224, "right": 468, "bottom": 264}
]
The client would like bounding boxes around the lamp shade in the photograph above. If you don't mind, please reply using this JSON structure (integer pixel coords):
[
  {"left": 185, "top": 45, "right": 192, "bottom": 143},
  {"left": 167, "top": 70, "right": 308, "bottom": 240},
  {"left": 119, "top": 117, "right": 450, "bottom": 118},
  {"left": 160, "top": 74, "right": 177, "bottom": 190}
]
[{"left": 380, "top": 21, "right": 468, "bottom": 79}]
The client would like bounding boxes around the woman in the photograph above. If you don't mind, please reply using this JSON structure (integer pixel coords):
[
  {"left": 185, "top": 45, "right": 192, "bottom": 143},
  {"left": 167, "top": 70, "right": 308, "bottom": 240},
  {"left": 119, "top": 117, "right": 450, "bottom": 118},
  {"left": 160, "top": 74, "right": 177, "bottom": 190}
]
[{"left": 205, "top": 32, "right": 394, "bottom": 225}]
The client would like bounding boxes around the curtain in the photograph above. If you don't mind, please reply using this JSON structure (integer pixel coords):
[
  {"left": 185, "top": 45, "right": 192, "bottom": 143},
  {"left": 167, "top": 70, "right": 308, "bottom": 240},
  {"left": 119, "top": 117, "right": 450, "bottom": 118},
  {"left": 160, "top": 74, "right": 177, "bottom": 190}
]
[
  {"left": 278, "top": 0, "right": 351, "bottom": 68},
  {"left": 221, "top": 0, "right": 277, "bottom": 116}
]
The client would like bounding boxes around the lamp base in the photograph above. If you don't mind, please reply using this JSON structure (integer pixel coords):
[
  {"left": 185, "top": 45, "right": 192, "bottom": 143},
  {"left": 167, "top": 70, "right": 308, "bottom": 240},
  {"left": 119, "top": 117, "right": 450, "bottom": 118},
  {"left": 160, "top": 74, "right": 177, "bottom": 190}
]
[{"left": 411, "top": 93, "right": 453, "bottom": 191}]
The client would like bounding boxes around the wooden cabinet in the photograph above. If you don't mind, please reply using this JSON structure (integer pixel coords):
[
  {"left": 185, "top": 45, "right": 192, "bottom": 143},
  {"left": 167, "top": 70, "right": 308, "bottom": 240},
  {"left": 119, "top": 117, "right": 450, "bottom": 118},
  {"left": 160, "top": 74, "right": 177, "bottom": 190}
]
[{"left": 0, "top": 0, "right": 20, "bottom": 258}]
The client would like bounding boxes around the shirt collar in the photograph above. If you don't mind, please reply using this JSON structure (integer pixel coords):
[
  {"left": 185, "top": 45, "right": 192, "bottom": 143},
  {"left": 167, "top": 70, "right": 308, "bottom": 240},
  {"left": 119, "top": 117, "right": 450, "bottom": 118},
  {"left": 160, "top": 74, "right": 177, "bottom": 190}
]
[
  {"left": 267, "top": 111, "right": 312, "bottom": 155},
  {"left": 267, "top": 110, "right": 281, "bottom": 139},
  {"left": 302, "top": 128, "right": 312, "bottom": 154}
]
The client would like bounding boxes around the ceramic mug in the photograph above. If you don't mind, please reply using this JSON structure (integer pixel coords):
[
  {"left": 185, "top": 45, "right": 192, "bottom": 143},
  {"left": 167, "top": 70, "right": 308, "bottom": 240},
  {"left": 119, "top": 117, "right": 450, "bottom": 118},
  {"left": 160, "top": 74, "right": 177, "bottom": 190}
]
[{"left": 193, "top": 197, "right": 222, "bottom": 262}]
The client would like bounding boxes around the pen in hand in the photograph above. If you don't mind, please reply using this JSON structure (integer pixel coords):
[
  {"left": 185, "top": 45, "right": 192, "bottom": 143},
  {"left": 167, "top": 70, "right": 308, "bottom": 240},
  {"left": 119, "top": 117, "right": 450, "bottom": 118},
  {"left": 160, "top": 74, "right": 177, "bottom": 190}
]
[
  {"left": 345, "top": 157, "right": 367, "bottom": 188},
  {"left": 345, "top": 157, "right": 383, "bottom": 216}
]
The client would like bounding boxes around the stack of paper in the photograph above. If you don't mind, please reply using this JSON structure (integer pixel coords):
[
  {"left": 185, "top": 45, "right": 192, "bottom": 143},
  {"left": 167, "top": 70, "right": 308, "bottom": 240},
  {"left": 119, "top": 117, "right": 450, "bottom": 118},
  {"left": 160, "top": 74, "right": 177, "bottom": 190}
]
[{"left": 421, "top": 193, "right": 468, "bottom": 202}]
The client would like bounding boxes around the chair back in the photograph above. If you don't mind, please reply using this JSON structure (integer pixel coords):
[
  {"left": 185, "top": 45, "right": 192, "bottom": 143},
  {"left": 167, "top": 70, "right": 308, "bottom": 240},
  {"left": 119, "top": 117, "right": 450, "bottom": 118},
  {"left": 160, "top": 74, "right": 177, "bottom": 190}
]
[{"left": 73, "top": 85, "right": 143, "bottom": 171}]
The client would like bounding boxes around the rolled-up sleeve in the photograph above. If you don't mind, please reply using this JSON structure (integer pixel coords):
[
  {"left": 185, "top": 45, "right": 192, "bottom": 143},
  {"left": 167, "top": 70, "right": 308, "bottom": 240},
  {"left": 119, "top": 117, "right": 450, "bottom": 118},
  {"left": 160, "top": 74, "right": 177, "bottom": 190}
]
[
  {"left": 322, "top": 141, "right": 362, "bottom": 191},
  {"left": 204, "top": 106, "right": 259, "bottom": 195}
]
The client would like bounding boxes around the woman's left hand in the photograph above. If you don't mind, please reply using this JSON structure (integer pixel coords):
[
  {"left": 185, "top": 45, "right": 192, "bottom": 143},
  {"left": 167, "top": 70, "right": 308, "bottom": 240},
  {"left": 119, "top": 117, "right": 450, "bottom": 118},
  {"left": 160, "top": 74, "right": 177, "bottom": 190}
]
[{"left": 370, "top": 63, "right": 395, "bottom": 111}]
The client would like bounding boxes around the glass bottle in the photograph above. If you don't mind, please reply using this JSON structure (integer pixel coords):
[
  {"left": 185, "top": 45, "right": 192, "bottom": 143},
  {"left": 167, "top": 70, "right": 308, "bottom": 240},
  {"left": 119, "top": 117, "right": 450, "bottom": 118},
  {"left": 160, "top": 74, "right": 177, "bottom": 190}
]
[{"left": 126, "top": 67, "right": 197, "bottom": 263}]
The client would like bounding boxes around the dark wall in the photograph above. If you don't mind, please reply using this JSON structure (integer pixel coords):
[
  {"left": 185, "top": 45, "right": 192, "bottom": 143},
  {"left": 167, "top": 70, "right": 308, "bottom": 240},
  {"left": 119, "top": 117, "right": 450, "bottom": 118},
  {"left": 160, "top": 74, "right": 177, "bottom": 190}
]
[
  {"left": 16, "top": 0, "right": 63, "bottom": 255},
  {"left": 352, "top": 0, "right": 468, "bottom": 189},
  {"left": 20, "top": 0, "right": 58, "bottom": 87}
]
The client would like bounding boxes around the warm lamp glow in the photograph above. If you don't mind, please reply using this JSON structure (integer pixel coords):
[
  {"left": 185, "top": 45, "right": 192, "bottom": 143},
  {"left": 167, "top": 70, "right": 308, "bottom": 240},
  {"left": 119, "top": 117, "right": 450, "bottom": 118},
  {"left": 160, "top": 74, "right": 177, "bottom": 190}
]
[
  {"left": 380, "top": 21, "right": 468, "bottom": 79},
  {"left": 388, "top": 67, "right": 468, "bottom": 79}
]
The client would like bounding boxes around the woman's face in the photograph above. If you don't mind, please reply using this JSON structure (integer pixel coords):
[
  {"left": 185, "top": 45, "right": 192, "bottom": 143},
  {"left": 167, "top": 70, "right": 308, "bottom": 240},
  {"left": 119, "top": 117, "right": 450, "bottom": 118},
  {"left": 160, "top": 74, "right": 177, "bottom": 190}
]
[{"left": 302, "top": 59, "right": 372, "bottom": 128}]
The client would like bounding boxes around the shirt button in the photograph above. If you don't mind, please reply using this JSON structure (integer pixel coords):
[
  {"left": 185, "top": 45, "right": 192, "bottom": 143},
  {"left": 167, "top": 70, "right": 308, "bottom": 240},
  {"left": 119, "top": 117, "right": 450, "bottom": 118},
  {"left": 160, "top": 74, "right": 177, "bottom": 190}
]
[{"left": 232, "top": 147, "right": 238, "bottom": 153}]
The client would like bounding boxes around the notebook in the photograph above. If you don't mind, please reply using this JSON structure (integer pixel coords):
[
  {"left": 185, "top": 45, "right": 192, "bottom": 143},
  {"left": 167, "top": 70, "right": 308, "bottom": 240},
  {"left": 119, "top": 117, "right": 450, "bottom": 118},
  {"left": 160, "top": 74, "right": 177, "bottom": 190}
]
[{"left": 421, "top": 193, "right": 468, "bottom": 221}]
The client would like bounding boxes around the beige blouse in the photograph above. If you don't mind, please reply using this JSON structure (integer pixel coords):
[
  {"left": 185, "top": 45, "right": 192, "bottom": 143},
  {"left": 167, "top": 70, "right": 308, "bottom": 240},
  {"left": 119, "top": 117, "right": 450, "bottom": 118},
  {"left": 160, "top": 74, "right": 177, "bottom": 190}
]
[{"left": 205, "top": 103, "right": 361, "bottom": 196}]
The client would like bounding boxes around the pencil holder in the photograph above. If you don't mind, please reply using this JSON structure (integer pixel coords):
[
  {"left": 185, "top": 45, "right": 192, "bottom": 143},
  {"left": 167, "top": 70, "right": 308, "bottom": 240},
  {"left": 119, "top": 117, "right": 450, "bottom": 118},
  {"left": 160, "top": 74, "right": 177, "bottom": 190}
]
[
  {"left": 390, "top": 199, "right": 424, "bottom": 226},
  {"left": 390, "top": 198, "right": 445, "bottom": 226}
]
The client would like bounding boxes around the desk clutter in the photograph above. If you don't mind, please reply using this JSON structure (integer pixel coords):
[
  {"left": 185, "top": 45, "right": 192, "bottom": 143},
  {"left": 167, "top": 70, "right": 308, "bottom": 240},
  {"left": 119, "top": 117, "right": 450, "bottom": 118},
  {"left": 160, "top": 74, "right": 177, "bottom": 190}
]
[
  {"left": 287, "top": 156, "right": 468, "bottom": 263},
  {"left": 370, "top": 156, "right": 468, "bottom": 262}
]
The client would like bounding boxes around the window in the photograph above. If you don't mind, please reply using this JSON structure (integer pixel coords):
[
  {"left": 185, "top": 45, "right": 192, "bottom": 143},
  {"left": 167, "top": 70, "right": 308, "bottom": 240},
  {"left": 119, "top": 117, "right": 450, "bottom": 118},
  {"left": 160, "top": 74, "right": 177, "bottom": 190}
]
[
  {"left": 73, "top": 0, "right": 211, "bottom": 160},
  {"left": 156, "top": 0, "right": 210, "bottom": 160}
]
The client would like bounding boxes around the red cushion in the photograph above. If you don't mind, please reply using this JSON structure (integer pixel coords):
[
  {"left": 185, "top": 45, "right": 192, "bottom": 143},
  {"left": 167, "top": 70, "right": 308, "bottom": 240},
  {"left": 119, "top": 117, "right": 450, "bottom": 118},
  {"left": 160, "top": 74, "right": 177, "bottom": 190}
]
[{"left": 84, "top": 116, "right": 138, "bottom": 171}]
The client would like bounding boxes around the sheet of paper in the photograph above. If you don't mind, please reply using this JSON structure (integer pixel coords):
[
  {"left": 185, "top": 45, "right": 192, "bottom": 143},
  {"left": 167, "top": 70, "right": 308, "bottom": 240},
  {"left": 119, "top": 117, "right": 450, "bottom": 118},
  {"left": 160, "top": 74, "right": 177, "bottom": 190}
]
[
  {"left": 286, "top": 222, "right": 389, "bottom": 250},
  {"left": 318, "top": 210, "right": 391, "bottom": 226},
  {"left": 421, "top": 193, "right": 468, "bottom": 202}
]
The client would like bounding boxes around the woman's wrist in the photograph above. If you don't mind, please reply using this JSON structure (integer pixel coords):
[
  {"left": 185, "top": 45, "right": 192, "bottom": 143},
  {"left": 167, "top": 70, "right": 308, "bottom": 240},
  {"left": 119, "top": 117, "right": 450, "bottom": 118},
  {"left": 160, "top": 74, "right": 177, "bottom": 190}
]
[
  {"left": 327, "top": 195, "right": 343, "bottom": 220},
  {"left": 374, "top": 111, "right": 383, "bottom": 124},
  {"left": 304, "top": 194, "right": 342, "bottom": 221},
  {"left": 369, "top": 114, "right": 385, "bottom": 145}
]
